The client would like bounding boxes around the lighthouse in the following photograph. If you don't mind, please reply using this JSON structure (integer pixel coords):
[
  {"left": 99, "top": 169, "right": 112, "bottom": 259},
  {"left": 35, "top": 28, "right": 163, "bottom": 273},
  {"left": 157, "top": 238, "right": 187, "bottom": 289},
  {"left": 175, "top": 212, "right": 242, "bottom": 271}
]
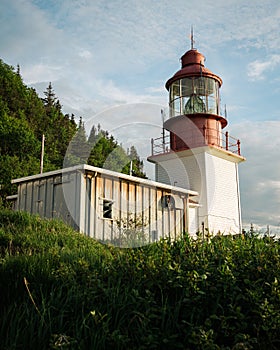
[{"left": 148, "top": 41, "right": 245, "bottom": 235}]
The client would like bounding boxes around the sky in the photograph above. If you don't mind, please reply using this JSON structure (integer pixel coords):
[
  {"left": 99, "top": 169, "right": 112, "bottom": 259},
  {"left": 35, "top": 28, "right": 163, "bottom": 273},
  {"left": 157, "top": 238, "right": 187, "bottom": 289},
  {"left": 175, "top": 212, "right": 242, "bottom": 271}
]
[{"left": 1, "top": 0, "right": 280, "bottom": 233}]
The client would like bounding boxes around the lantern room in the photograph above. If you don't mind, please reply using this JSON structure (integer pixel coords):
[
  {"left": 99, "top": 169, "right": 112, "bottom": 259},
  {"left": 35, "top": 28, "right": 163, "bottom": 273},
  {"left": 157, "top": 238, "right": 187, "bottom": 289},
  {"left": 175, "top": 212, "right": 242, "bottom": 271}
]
[
  {"left": 165, "top": 48, "right": 225, "bottom": 122},
  {"left": 149, "top": 45, "right": 243, "bottom": 157},
  {"left": 168, "top": 76, "right": 221, "bottom": 117},
  {"left": 161, "top": 48, "right": 229, "bottom": 152}
]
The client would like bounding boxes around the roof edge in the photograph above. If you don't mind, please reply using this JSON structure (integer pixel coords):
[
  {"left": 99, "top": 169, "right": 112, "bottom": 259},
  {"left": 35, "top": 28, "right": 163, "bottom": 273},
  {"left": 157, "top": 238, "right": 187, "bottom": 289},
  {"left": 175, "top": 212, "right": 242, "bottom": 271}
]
[{"left": 12, "top": 164, "right": 199, "bottom": 197}]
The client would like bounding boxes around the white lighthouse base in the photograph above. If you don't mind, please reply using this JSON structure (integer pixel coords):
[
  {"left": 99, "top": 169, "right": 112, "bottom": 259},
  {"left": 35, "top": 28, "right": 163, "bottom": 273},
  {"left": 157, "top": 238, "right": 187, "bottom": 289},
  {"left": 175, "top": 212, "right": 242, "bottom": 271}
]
[{"left": 148, "top": 146, "right": 245, "bottom": 235}]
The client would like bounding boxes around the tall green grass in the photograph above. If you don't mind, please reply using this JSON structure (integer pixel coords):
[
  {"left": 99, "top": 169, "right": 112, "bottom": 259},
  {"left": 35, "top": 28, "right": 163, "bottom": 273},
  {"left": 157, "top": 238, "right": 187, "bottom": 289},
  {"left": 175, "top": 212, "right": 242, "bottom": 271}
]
[{"left": 0, "top": 209, "right": 280, "bottom": 349}]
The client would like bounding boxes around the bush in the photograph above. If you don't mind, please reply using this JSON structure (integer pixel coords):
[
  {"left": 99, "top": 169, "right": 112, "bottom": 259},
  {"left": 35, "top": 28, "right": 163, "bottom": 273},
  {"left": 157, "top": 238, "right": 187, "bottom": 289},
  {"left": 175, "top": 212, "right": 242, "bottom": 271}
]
[{"left": 0, "top": 209, "right": 280, "bottom": 349}]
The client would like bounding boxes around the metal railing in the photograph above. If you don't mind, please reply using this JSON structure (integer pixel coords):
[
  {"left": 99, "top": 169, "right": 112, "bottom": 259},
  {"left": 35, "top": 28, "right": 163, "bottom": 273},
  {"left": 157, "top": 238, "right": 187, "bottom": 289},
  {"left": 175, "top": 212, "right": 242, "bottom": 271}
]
[
  {"left": 220, "top": 131, "right": 241, "bottom": 155},
  {"left": 151, "top": 127, "right": 241, "bottom": 156},
  {"left": 151, "top": 134, "right": 171, "bottom": 155}
]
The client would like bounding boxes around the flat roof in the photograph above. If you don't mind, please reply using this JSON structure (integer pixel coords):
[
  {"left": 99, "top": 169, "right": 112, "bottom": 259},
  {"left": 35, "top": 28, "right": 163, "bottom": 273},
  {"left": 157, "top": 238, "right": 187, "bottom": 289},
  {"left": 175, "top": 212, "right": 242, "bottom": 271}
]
[{"left": 12, "top": 164, "right": 199, "bottom": 197}]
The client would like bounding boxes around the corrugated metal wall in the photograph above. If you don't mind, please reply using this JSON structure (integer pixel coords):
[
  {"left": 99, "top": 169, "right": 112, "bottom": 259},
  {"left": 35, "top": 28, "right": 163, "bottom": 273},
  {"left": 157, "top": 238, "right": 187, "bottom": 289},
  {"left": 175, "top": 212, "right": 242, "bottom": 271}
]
[
  {"left": 14, "top": 167, "right": 192, "bottom": 245},
  {"left": 16, "top": 170, "right": 81, "bottom": 230},
  {"left": 82, "top": 172, "right": 186, "bottom": 245}
]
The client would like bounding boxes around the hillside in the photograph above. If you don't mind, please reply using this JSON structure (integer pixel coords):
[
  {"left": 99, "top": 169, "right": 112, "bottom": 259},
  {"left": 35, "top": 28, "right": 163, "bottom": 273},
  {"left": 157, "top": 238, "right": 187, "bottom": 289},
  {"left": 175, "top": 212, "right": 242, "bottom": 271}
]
[
  {"left": 0, "top": 59, "right": 145, "bottom": 206},
  {"left": 0, "top": 60, "right": 77, "bottom": 203},
  {"left": 0, "top": 209, "right": 280, "bottom": 349}
]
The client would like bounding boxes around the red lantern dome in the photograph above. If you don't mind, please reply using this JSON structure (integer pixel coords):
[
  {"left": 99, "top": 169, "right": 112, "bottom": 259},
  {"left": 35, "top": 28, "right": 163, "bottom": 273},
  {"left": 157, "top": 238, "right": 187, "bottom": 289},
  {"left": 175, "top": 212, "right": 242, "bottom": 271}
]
[{"left": 164, "top": 47, "right": 227, "bottom": 151}]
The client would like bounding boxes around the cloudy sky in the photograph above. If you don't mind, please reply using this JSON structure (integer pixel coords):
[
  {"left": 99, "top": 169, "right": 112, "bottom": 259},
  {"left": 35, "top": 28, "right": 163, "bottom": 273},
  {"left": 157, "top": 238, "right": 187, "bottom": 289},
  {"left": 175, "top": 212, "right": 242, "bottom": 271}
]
[{"left": 1, "top": 0, "right": 280, "bottom": 233}]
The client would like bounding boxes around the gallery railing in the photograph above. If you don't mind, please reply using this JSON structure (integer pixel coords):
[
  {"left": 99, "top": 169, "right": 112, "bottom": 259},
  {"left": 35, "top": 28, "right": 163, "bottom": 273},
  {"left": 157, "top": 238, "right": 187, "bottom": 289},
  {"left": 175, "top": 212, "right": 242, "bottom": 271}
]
[{"left": 151, "top": 127, "right": 241, "bottom": 156}]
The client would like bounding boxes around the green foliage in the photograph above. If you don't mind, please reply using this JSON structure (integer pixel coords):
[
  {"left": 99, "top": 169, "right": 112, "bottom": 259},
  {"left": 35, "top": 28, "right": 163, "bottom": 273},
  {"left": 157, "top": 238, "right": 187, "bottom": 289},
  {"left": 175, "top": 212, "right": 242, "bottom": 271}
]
[
  {"left": 114, "top": 212, "right": 149, "bottom": 247},
  {"left": 0, "top": 154, "right": 40, "bottom": 202},
  {"left": 0, "top": 60, "right": 77, "bottom": 203},
  {"left": 64, "top": 117, "right": 91, "bottom": 166},
  {"left": 0, "top": 58, "right": 146, "bottom": 204},
  {"left": 0, "top": 209, "right": 280, "bottom": 349},
  {"left": 87, "top": 125, "right": 146, "bottom": 178},
  {"left": 0, "top": 111, "right": 40, "bottom": 158},
  {"left": 40, "top": 83, "right": 77, "bottom": 168}
]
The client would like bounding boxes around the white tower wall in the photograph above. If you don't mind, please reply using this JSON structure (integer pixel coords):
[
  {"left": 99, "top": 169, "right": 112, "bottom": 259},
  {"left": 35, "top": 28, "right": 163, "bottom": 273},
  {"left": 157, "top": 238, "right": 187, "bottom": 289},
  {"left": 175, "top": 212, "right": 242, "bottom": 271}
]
[
  {"left": 153, "top": 146, "right": 242, "bottom": 234},
  {"left": 204, "top": 152, "right": 242, "bottom": 234}
]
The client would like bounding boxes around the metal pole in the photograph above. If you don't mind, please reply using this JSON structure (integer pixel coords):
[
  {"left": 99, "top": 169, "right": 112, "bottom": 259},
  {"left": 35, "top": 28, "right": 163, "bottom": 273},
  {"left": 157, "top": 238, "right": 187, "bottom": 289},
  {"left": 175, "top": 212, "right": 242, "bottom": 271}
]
[
  {"left": 267, "top": 224, "right": 270, "bottom": 238},
  {"left": 237, "top": 140, "right": 241, "bottom": 156},
  {"left": 202, "top": 221, "right": 205, "bottom": 242},
  {"left": 225, "top": 131, "right": 229, "bottom": 151},
  {"left": 40, "top": 134, "right": 45, "bottom": 174},
  {"left": 162, "top": 128, "right": 165, "bottom": 153}
]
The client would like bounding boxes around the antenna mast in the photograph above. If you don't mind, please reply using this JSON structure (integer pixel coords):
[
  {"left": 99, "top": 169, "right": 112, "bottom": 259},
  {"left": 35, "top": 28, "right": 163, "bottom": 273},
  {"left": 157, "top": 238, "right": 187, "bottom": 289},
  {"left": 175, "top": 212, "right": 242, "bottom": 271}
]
[{"left": 190, "top": 25, "right": 194, "bottom": 49}]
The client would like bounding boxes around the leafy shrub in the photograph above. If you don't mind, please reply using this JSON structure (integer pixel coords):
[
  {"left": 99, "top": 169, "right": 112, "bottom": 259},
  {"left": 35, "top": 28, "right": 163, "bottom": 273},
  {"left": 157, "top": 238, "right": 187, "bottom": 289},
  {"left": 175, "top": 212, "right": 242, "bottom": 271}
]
[{"left": 0, "top": 209, "right": 280, "bottom": 349}]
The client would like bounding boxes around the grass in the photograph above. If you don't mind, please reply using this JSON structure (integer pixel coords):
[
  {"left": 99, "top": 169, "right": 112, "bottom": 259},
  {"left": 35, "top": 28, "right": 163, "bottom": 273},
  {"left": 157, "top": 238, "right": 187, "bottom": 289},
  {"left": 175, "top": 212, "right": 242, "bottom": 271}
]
[{"left": 0, "top": 209, "right": 280, "bottom": 349}]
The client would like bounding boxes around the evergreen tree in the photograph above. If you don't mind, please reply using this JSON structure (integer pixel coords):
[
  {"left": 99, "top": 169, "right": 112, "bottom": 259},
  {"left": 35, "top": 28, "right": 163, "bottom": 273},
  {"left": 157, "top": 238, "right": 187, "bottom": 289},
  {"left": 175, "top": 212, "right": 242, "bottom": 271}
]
[
  {"left": 0, "top": 58, "right": 146, "bottom": 206},
  {"left": 41, "top": 82, "right": 77, "bottom": 168},
  {"left": 64, "top": 117, "right": 90, "bottom": 166},
  {"left": 42, "top": 82, "right": 61, "bottom": 113},
  {"left": 128, "top": 145, "right": 146, "bottom": 178},
  {"left": 0, "top": 61, "right": 77, "bottom": 203},
  {"left": 87, "top": 124, "right": 146, "bottom": 178}
]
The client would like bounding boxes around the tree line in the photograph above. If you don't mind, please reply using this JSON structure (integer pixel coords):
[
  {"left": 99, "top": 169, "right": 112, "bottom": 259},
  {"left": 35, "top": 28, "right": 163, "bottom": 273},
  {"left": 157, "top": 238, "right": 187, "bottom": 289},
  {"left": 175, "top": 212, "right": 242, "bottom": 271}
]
[{"left": 0, "top": 59, "right": 145, "bottom": 205}]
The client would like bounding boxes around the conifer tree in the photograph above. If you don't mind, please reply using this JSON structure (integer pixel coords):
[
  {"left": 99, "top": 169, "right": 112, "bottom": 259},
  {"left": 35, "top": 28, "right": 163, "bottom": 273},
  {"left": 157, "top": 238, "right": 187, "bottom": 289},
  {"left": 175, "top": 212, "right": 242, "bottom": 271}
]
[
  {"left": 87, "top": 124, "right": 146, "bottom": 178},
  {"left": 64, "top": 117, "right": 90, "bottom": 166},
  {"left": 0, "top": 58, "right": 146, "bottom": 205},
  {"left": 41, "top": 82, "right": 77, "bottom": 168},
  {"left": 0, "top": 62, "right": 78, "bottom": 203}
]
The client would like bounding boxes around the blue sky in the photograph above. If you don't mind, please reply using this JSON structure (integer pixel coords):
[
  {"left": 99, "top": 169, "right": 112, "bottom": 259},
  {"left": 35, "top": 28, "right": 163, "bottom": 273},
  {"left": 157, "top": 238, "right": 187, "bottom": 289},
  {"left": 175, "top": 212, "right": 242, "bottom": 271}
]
[{"left": 1, "top": 0, "right": 280, "bottom": 233}]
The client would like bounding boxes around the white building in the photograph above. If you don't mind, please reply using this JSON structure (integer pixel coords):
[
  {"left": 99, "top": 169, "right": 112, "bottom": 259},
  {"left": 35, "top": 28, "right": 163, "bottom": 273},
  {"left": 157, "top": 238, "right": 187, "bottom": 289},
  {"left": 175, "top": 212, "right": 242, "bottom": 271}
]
[
  {"left": 11, "top": 164, "right": 198, "bottom": 246},
  {"left": 10, "top": 44, "right": 245, "bottom": 243}
]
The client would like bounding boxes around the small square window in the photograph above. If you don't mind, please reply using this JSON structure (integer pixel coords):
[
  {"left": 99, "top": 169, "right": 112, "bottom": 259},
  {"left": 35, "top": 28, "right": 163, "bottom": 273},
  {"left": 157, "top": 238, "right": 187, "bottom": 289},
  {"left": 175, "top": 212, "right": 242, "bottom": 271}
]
[
  {"left": 103, "top": 200, "right": 113, "bottom": 219},
  {"left": 161, "top": 195, "right": 175, "bottom": 209}
]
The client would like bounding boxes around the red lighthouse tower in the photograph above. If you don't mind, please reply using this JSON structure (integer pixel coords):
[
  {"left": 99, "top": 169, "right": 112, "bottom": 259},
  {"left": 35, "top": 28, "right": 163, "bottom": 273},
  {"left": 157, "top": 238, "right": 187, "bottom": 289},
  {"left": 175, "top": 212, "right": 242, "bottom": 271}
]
[
  {"left": 165, "top": 46, "right": 227, "bottom": 152},
  {"left": 148, "top": 40, "right": 245, "bottom": 235}
]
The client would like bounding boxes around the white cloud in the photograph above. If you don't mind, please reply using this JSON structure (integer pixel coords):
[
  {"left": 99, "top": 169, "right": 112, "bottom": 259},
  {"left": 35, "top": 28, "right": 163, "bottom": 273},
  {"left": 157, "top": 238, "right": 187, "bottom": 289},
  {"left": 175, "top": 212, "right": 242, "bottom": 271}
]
[
  {"left": 94, "top": 79, "right": 166, "bottom": 106},
  {"left": 22, "top": 63, "right": 63, "bottom": 84},
  {"left": 247, "top": 55, "right": 280, "bottom": 80},
  {"left": 2, "top": 0, "right": 280, "bottom": 230},
  {"left": 0, "top": 0, "right": 66, "bottom": 62},
  {"left": 231, "top": 121, "right": 280, "bottom": 228},
  {"left": 78, "top": 50, "right": 92, "bottom": 59}
]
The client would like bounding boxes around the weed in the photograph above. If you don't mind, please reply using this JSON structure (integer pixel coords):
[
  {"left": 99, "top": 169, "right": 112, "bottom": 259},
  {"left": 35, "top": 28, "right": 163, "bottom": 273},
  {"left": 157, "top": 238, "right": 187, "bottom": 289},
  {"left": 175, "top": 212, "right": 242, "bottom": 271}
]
[{"left": 0, "top": 209, "right": 280, "bottom": 349}]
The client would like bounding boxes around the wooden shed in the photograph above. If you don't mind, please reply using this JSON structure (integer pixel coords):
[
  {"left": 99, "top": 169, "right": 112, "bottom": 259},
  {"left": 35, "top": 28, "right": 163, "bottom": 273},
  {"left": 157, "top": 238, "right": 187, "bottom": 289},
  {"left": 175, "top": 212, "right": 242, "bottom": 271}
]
[{"left": 11, "top": 164, "right": 199, "bottom": 246}]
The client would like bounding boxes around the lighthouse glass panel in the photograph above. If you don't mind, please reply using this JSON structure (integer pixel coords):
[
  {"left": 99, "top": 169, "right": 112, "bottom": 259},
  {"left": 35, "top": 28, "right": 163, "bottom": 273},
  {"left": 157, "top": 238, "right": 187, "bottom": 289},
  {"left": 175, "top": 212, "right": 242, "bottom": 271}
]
[
  {"left": 170, "top": 81, "right": 180, "bottom": 115},
  {"left": 169, "top": 77, "right": 220, "bottom": 117}
]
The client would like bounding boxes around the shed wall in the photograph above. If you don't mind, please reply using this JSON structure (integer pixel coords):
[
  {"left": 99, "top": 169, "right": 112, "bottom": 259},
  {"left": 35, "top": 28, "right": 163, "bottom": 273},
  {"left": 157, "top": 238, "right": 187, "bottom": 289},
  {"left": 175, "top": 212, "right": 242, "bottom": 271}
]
[
  {"left": 14, "top": 168, "right": 191, "bottom": 245},
  {"left": 81, "top": 173, "right": 186, "bottom": 244}
]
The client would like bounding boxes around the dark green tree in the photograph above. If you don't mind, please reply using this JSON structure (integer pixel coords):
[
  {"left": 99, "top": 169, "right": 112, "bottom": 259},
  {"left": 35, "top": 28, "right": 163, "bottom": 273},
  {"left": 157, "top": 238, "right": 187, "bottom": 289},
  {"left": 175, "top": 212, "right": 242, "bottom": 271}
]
[
  {"left": 87, "top": 125, "right": 146, "bottom": 178},
  {"left": 126, "top": 145, "right": 146, "bottom": 178},
  {"left": 64, "top": 117, "right": 90, "bottom": 166},
  {"left": 41, "top": 83, "right": 77, "bottom": 168},
  {"left": 0, "top": 58, "right": 146, "bottom": 206},
  {"left": 0, "top": 110, "right": 41, "bottom": 204},
  {"left": 42, "top": 82, "right": 62, "bottom": 114},
  {"left": 0, "top": 60, "right": 77, "bottom": 204}
]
